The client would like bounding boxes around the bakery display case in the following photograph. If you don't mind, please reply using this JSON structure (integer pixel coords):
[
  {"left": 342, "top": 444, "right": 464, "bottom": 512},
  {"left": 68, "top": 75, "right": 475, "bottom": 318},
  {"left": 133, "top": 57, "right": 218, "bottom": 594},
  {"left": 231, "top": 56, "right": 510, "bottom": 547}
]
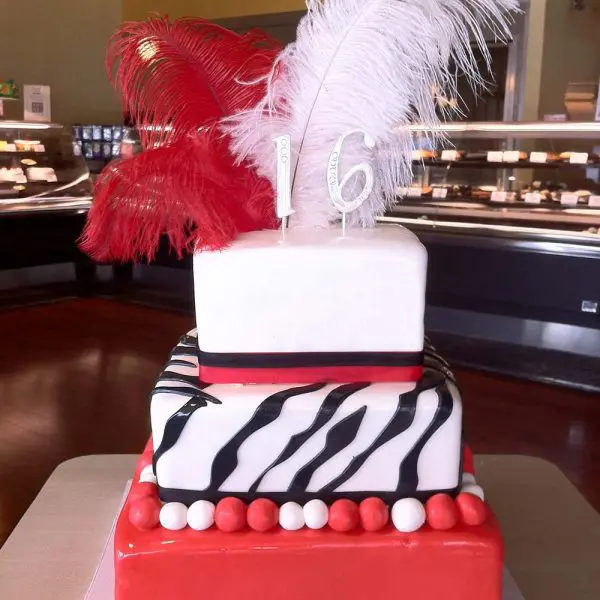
[
  {"left": 0, "top": 120, "right": 94, "bottom": 278},
  {"left": 382, "top": 122, "right": 600, "bottom": 364},
  {"left": 0, "top": 120, "right": 92, "bottom": 215}
]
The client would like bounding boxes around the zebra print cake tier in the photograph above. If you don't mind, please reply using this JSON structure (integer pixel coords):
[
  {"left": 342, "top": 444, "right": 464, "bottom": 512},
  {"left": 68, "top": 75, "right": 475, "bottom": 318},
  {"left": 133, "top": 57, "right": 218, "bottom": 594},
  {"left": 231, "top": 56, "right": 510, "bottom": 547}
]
[{"left": 151, "top": 332, "right": 463, "bottom": 506}]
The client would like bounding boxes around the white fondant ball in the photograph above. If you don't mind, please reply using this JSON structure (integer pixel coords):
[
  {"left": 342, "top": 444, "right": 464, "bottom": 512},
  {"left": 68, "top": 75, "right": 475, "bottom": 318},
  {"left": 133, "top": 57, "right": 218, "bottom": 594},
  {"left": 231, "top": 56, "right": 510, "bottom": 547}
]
[
  {"left": 279, "top": 502, "right": 305, "bottom": 531},
  {"left": 139, "top": 465, "right": 157, "bottom": 484},
  {"left": 303, "top": 499, "right": 328, "bottom": 530},
  {"left": 391, "top": 498, "right": 426, "bottom": 533},
  {"left": 159, "top": 502, "right": 188, "bottom": 531},
  {"left": 461, "top": 483, "right": 485, "bottom": 501},
  {"left": 187, "top": 500, "right": 215, "bottom": 531},
  {"left": 462, "top": 472, "right": 477, "bottom": 486}
]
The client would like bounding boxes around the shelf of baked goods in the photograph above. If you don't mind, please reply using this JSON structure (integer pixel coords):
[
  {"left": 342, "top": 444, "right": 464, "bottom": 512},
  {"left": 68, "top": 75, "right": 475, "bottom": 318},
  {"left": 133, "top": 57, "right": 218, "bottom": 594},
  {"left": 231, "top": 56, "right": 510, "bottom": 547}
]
[
  {"left": 407, "top": 121, "right": 600, "bottom": 140},
  {"left": 410, "top": 149, "right": 600, "bottom": 168},
  {"left": 398, "top": 182, "right": 600, "bottom": 209}
]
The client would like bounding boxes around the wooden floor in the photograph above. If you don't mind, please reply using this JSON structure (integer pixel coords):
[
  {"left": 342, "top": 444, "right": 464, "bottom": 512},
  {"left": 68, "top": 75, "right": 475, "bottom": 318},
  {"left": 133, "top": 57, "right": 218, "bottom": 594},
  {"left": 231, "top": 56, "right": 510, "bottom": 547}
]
[{"left": 0, "top": 299, "right": 598, "bottom": 546}]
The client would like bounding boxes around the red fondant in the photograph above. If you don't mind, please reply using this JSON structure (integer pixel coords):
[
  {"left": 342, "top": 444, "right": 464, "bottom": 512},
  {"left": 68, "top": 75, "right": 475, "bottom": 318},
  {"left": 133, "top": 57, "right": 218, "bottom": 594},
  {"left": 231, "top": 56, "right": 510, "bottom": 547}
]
[
  {"left": 426, "top": 494, "right": 459, "bottom": 531},
  {"left": 247, "top": 499, "right": 279, "bottom": 532},
  {"left": 116, "top": 446, "right": 504, "bottom": 600},
  {"left": 199, "top": 365, "right": 423, "bottom": 385},
  {"left": 215, "top": 497, "right": 247, "bottom": 532},
  {"left": 456, "top": 493, "right": 487, "bottom": 527},
  {"left": 129, "top": 497, "right": 160, "bottom": 530},
  {"left": 359, "top": 497, "right": 389, "bottom": 532},
  {"left": 129, "top": 482, "right": 158, "bottom": 503},
  {"left": 328, "top": 499, "right": 360, "bottom": 532},
  {"left": 463, "top": 445, "right": 475, "bottom": 475}
]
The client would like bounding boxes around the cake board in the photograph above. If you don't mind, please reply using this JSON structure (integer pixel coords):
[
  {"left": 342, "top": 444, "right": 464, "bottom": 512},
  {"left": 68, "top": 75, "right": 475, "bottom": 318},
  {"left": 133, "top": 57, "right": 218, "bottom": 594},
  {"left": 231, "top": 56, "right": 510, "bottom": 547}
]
[{"left": 85, "top": 483, "right": 525, "bottom": 600}]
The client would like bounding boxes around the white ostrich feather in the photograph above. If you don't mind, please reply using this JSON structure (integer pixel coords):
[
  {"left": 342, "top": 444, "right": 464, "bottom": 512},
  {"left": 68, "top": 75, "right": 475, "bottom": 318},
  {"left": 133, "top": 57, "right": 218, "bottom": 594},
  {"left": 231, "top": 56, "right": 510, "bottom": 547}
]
[{"left": 226, "top": 0, "right": 519, "bottom": 228}]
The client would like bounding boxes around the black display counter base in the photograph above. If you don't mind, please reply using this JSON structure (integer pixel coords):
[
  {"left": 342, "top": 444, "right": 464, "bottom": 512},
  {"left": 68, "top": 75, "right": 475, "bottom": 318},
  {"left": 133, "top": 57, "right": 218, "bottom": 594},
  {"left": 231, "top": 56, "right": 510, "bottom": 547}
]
[{"left": 429, "top": 331, "right": 600, "bottom": 394}]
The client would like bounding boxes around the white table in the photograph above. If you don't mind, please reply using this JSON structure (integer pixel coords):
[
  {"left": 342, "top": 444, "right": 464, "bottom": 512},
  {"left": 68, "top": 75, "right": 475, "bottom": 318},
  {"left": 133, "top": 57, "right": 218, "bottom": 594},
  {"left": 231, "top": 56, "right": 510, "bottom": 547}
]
[{"left": 0, "top": 455, "right": 598, "bottom": 600}]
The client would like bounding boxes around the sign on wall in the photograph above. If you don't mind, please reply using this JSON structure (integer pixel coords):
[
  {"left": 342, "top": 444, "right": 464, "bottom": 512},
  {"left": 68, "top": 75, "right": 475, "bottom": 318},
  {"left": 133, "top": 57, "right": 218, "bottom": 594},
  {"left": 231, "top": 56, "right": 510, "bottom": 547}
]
[{"left": 23, "top": 85, "right": 51, "bottom": 122}]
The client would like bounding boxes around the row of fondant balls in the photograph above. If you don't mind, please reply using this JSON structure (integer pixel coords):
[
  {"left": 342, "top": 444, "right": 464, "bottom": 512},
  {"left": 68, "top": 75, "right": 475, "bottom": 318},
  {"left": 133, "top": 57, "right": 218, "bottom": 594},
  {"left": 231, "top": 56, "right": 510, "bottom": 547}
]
[{"left": 130, "top": 468, "right": 486, "bottom": 533}]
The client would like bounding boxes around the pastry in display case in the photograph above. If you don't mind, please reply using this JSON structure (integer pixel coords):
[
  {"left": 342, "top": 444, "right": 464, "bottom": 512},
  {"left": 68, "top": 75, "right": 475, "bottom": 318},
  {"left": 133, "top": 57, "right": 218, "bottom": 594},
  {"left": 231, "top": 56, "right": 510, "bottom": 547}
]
[{"left": 0, "top": 120, "right": 92, "bottom": 215}]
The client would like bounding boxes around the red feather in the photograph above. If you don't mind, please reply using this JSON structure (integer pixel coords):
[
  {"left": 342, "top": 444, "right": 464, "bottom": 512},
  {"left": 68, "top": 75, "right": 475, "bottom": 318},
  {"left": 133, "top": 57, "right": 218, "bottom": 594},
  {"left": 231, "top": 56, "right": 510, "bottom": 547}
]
[
  {"left": 82, "top": 133, "right": 275, "bottom": 261},
  {"left": 81, "top": 16, "right": 281, "bottom": 262},
  {"left": 81, "top": 131, "right": 276, "bottom": 263},
  {"left": 108, "top": 16, "right": 281, "bottom": 148}
]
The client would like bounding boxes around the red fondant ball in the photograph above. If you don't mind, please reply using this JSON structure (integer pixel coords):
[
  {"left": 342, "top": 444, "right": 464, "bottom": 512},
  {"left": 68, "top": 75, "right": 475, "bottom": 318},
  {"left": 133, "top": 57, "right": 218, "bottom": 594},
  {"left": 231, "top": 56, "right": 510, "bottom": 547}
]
[
  {"left": 455, "top": 493, "right": 487, "bottom": 526},
  {"left": 129, "top": 497, "right": 160, "bottom": 530},
  {"left": 328, "top": 499, "right": 360, "bottom": 532},
  {"left": 359, "top": 497, "right": 389, "bottom": 532},
  {"left": 425, "top": 494, "right": 459, "bottom": 531},
  {"left": 463, "top": 445, "right": 475, "bottom": 475},
  {"left": 247, "top": 499, "right": 279, "bottom": 532},
  {"left": 129, "top": 482, "right": 158, "bottom": 503},
  {"left": 215, "top": 497, "right": 247, "bottom": 532}
]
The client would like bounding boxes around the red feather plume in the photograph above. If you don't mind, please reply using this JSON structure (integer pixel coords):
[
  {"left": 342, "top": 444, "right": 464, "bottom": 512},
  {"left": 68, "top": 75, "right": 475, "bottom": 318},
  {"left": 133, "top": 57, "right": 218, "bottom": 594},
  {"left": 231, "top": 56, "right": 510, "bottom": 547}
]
[
  {"left": 81, "top": 131, "right": 276, "bottom": 263},
  {"left": 107, "top": 15, "right": 281, "bottom": 148},
  {"left": 81, "top": 16, "right": 282, "bottom": 262}
]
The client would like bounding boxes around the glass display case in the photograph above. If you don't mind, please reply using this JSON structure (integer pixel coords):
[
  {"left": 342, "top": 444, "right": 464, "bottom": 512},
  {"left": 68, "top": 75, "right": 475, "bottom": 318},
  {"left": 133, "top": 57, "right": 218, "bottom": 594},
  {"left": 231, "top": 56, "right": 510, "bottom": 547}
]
[
  {"left": 0, "top": 121, "right": 96, "bottom": 288},
  {"left": 383, "top": 122, "right": 600, "bottom": 247},
  {"left": 0, "top": 120, "right": 92, "bottom": 216},
  {"left": 382, "top": 122, "right": 600, "bottom": 367}
]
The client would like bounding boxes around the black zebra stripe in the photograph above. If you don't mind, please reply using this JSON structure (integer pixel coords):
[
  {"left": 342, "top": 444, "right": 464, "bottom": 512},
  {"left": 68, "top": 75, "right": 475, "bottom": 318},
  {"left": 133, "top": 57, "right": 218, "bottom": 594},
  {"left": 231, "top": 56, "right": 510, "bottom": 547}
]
[
  {"left": 169, "top": 344, "right": 197, "bottom": 358},
  {"left": 152, "top": 387, "right": 220, "bottom": 473},
  {"left": 288, "top": 405, "right": 368, "bottom": 491},
  {"left": 154, "top": 371, "right": 202, "bottom": 388},
  {"left": 249, "top": 382, "right": 371, "bottom": 494},
  {"left": 317, "top": 373, "right": 443, "bottom": 493},
  {"left": 167, "top": 359, "right": 198, "bottom": 369},
  {"left": 208, "top": 383, "right": 327, "bottom": 490},
  {"left": 399, "top": 381, "right": 454, "bottom": 489}
]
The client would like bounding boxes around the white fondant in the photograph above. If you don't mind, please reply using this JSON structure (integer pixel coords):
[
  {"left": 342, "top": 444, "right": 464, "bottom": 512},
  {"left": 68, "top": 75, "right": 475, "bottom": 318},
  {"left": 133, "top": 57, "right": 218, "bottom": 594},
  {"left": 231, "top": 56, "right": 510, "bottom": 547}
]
[
  {"left": 139, "top": 465, "right": 157, "bottom": 484},
  {"left": 187, "top": 501, "right": 215, "bottom": 531},
  {"left": 220, "top": 385, "right": 337, "bottom": 492},
  {"left": 306, "top": 384, "right": 403, "bottom": 491},
  {"left": 303, "top": 499, "right": 329, "bottom": 530},
  {"left": 462, "top": 472, "right": 477, "bottom": 486},
  {"left": 258, "top": 383, "right": 409, "bottom": 493},
  {"left": 334, "top": 386, "right": 461, "bottom": 493},
  {"left": 391, "top": 498, "right": 426, "bottom": 533},
  {"left": 461, "top": 483, "right": 485, "bottom": 501},
  {"left": 416, "top": 381, "right": 463, "bottom": 492},
  {"left": 193, "top": 226, "right": 427, "bottom": 354},
  {"left": 152, "top": 333, "right": 462, "bottom": 497},
  {"left": 279, "top": 502, "right": 305, "bottom": 531},
  {"left": 152, "top": 389, "right": 264, "bottom": 490},
  {"left": 160, "top": 503, "right": 188, "bottom": 531}
]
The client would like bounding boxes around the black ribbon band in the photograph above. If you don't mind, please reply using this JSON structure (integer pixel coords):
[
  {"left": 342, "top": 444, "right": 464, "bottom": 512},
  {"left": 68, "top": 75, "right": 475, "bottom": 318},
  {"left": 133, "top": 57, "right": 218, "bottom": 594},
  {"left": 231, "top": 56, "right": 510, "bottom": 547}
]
[{"left": 198, "top": 350, "right": 424, "bottom": 369}]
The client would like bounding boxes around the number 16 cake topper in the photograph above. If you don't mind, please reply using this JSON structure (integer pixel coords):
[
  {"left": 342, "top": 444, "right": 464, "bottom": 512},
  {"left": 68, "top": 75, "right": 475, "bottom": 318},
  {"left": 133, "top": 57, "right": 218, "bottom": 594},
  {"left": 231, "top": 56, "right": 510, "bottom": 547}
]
[
  {"left": 275, "top": 130, "right": 375, "bottom": 236},
  {"left": 327, "top": 129, "right": 375, "bottom": 234}
]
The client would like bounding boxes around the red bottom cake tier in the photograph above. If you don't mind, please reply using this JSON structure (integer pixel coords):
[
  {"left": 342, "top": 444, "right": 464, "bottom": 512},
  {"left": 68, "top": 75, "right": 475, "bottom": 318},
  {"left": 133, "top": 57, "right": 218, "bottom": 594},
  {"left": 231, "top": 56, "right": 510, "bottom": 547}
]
[{"left": 115, "top": 450, "right": 503, "bottom": 600}]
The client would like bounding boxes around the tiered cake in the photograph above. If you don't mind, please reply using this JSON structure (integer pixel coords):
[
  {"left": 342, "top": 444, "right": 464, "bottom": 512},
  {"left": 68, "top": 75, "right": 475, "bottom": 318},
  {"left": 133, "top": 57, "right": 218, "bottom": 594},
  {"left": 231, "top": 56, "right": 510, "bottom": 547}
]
[
  {"left": 114, "top": 226, "right": 501, "bottom": 600},
  {"left": 81, "top": 3, "right": 517, "bottom": 598}
]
